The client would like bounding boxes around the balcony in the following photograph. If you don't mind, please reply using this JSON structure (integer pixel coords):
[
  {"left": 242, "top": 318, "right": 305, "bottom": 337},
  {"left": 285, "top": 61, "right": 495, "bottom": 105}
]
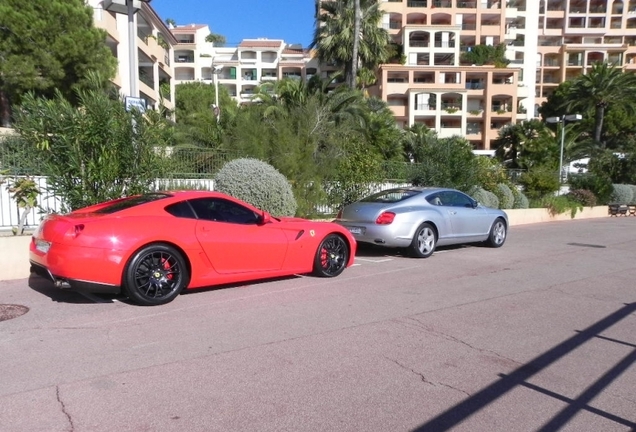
[
  {"left": 175, "top": 56, "right": 194, "bottom": 63},
  {"left": 407, "top": 0, "right": 427, "bottom": 6},
  {"left": 433, "top": 0, "right": 452, "bottom": 6},
  {"left": 457, "top": 1, "right": 476, "bottom": 7}
]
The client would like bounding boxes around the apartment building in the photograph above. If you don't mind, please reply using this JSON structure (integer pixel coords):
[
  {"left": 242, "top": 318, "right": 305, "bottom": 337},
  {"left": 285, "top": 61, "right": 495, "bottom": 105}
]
[
  {"left": 373, "top": 0, "right": 636, "bottom": 149},
  {"left": 170, "top": 25, "right": 321, "bottom": 104},
  {"left": 171, "top": 24, "right": 217, "bottom": 83},
  {"left": 89, "top": 0, "right": 177, "bottom": 111},
  {"left": 536, "top": 0, "right": 636, "bottom": 107},
  {"left": 374, "top": 0, "right": 535, "bottom": 150}
]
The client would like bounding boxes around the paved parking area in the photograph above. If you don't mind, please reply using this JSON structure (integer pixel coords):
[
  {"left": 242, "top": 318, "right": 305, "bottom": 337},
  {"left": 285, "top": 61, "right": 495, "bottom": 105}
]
[{"left": 1, "top": 217, "right": 635, "bottom": 431}]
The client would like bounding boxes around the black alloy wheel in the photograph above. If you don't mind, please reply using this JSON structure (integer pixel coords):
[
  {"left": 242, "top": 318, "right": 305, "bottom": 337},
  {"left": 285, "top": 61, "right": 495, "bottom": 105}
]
[
  {"left": 123, "top": 244, "right": 189, "bottom": 306},
  {"left": 313, "top": 234, "right": 349, "bottom": 277}
]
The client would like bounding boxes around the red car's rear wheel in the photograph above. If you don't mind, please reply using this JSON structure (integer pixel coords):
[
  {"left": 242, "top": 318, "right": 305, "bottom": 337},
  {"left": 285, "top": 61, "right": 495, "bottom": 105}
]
[
  {"left": 123, "top": 244, "right": 189, "bottom": 306},
  {"left": 313, "top": 234, "right": 349, "bottom": 277}
]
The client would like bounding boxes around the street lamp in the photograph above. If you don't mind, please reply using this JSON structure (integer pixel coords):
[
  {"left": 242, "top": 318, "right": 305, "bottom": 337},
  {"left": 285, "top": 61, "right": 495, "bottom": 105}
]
[
  {"left": 546, "top": 114, "right": 582, "bottom": 192},
  {"left": 212, "top": 64, "right": 224, "bottom": 122},
  {"left": 104, "top": 0, "right": 152, "bottom": 99}
]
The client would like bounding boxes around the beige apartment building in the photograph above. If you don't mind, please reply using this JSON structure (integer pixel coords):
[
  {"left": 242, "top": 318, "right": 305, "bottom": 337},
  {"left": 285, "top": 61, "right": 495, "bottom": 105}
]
[
  {"left": 371, "top": 0, "right": 636, "bottom": 150},
  {"left": 89, "top": 0, "right": 177, "bottom": 111},
  {"left": 169, "top": 24, "right": 323, "bottom": 104},
  {"left": 536, "top": 0, "right": 636, "bottom": 106}
]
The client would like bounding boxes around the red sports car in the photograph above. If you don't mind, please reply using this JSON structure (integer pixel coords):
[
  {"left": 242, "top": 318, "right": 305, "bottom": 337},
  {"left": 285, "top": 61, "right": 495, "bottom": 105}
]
[{"left": 29, "top": 191, "right": 356, "bottom": 306}]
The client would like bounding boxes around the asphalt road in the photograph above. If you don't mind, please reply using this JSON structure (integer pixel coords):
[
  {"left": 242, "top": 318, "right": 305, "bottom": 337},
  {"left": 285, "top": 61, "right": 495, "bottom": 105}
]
[{"left": 1, "top": 217, "right": 635, "bottom": 432}]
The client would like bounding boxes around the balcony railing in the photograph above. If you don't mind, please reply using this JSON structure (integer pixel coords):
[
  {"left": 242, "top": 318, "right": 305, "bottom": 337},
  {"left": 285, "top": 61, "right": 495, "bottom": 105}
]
[
  {"left": 457, "top": 1, "right": 476, "bottom": 8},
  {"left": 175, "top": 56, "right": 194, "bottom": 63},
  {"left": 465, "top": 82, "right": 485, "bottom": 89},
  {"left": 407, "top": 0, "right": 427, "bottom": 6},
  {"left": 433, "top": 0, "right": 452, "bottom": 6},
  {"left": 434, "top": 41, "right": 456, "bottom": 48},
  {"left": 462, "top": 23, "right": 477, "bottom": 30},
  {"left": 410, "top": 40, "right": 429, "bottom": 47}
]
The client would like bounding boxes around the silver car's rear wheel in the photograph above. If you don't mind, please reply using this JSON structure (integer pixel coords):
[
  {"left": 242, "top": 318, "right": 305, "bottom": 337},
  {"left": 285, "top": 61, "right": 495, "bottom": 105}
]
[
  {"left": 487, "top": 218, "right": 507, "bottom": 248},
  {"left": 409, "top": 223, "right": 436, "bottom": 258}
]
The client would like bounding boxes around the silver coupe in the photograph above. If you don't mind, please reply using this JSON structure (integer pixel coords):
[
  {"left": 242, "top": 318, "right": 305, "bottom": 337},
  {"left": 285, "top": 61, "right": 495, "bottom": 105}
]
[{"left": 334, "top": 187, "right": 508, "bottom": 258}]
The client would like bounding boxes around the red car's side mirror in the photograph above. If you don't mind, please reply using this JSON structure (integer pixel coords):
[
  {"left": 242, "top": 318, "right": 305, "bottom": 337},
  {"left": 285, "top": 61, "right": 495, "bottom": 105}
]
[{"left": 260, "top": 211, "right": 272, "bottom": 225}]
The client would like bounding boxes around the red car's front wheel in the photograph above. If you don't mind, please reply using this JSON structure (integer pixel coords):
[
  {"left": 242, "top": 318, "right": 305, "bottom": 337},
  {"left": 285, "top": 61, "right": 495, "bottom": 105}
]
[
  {"left": 123, "top": 244, "right": 189, "bottom": 306},
  {"left": 313, "top": 234, "right": 349, "bottom": 277}
]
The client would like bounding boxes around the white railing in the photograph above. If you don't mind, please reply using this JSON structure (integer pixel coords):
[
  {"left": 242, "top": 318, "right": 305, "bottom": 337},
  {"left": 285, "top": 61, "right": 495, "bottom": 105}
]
[{"left": 0, "top": 177, "right": 409, "bottom": 230}]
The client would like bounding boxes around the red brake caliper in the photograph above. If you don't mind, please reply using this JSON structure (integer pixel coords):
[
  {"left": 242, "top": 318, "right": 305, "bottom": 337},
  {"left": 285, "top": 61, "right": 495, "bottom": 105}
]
[{"left": 162, "top": 258, "right": 173, "bottom": 280}]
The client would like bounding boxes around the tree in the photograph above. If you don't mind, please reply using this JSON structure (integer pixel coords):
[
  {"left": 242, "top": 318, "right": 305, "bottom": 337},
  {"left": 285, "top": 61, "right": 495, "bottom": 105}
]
[
  {"left": 493, "top": 119, "right": 551, "bottom": 169},
  {"left": 407, "top": 135, "right": 479, "bottom": 192},
  {"left": 350, "top": 0, "right": 361, "bottom": 89},
  {"left": 205, "top": 32, "right": 226, "bottom": 47},
  {"left": 401, "top": 123, "right": 438, "bottom": 163},
  {"left": 13, "top": 85, "right": 165, "bottom": 211},
  {"left": 0, "top": 0, "right": 117, "bottom": 127},
  {"left": 312, "top": 0, "right": 390, "bottom": 89},
  {"left": 173, "top": 81, "right": 238, "bottom": 148},
  {"left": 564, "top": 62, "right": 636, "bottom": 146}
]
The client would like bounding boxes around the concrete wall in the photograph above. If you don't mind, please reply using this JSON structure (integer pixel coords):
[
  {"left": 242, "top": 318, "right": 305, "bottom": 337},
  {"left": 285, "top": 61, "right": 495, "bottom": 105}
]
[
  {"left": 0, "top": 206, "right": 613, "bottom": 282},
  {"left": 505, "top": 206, "right": 609, "bottom": 226},
  {"left": 0, "top": 236, "right": 32, "bottom": 281}
]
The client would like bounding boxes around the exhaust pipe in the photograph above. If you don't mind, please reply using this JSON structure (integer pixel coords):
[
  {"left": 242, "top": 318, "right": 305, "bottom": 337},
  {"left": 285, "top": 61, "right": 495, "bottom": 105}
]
[{"left": 54, "top": 279, "right": 72, "bottom": 289}]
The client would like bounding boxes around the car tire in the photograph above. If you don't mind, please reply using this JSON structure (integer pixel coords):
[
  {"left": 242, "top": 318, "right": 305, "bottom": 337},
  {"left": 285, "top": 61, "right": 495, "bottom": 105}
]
[
  {"left": 122, "top": 244, "right": 189, "bottom": 306},
  {"left": 313, "top": 234, "right": 349, "bottom": 277},
  {"left": 486, "top": 218, "right": 507, "bottom": 248},
  {"left": 409, "top": 223, "right": 437, "bottom": 258}
]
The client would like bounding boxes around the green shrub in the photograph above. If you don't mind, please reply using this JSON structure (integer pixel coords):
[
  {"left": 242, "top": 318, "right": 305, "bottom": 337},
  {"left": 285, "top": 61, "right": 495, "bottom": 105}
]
[
  {"left": 630, "top": 185, "right": 636, "bottom": 203},
  {"left": 518, "top": 168, "right": 560, "bottom": 199},
  {"left": 567, "top": 189, "right": 597, "bottom": 207},
  {"left": 469, "top": 186, "right": 499, "bottom": 209},
  {"left": 495, "top": 183, "right": 514, "bottom": 209},
  {"left": 214, "top": 158, "right": 297, "bottom": 217},
  {"left": 568, "top": 173, "right": 613, "bottom": 205},
  {"left": 513, "top": 191, "right": 530, "bottom": 209},
  {"left": 536, "top": 195, "right": 583, "bottom": 218},
  {"left": 610, "top": 184, "right": 634, "bottom": 204}
]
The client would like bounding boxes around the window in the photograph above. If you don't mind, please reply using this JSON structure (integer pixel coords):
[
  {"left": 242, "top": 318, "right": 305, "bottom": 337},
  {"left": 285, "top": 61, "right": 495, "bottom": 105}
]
[
  {"left": 93, "top": 193, "right": 171, "bottom": 214},
  {"left": 361, "top": 189, "right": 421, "bottom": 203},
  {"left": 438, "top": 191, "right": 475, "bottom": 208},
  {"left": 165, "top": 201, "right": 196, "bottom": 219},
  {"left": 189, "top": 198, "right": 260, "bottom": 224}
]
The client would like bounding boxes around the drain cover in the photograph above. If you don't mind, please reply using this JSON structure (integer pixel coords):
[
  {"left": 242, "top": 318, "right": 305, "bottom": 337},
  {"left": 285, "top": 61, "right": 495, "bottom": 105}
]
[{"left": 0, "top": 304, "right": 29, "bottom": 322}]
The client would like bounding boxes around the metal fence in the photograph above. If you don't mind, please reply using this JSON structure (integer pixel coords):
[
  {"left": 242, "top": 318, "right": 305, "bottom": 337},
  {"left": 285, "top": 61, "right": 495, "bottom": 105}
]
[{"left": 0, "top": 176, "right": 414, "bottom": 230}]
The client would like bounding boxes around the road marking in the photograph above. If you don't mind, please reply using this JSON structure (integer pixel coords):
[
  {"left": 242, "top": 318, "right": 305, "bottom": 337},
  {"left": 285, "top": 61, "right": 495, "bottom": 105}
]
[{"left": 355, "top": 258, "right": 394, "bottom": 263}]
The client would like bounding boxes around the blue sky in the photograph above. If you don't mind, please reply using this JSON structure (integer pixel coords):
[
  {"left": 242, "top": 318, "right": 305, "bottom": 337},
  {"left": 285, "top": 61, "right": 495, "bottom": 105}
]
[{"left": 150, "top": 0, "right": 316, "bottom": 47}]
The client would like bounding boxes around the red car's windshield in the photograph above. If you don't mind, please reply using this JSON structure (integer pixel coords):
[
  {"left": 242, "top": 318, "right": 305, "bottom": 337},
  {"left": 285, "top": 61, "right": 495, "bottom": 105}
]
[{"left": 93, "top": 193, "right": 171, "bottom": 214}]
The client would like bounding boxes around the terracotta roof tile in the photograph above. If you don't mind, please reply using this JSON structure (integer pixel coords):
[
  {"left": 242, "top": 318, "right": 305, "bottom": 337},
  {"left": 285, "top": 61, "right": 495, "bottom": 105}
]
[{"left": 239, "top": 40, "right": 284, "bottom": 48}]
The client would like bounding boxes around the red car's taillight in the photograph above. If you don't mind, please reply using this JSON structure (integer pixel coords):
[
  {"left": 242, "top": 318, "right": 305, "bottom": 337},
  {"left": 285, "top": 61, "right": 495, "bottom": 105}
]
[{"left": 375, "top": 212, "right": 395, "bottom": 225}]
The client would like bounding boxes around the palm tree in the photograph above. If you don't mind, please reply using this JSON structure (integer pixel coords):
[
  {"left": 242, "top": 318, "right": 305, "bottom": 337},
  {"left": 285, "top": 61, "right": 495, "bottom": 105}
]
[
  {"left": 493, "top": 119, "right": 551, "bottom": 169},
  {"left": 350, "top": 0, "right": 361, "bottom": 89},
  {"left": 312, "top": 0, "right": 390, "bottom": 89},
  {"left": 564, "top": 61, "right": 636, "bottom": 146},
  {"left": 402, "top": 123, "right": 438, "bottom": 163}
]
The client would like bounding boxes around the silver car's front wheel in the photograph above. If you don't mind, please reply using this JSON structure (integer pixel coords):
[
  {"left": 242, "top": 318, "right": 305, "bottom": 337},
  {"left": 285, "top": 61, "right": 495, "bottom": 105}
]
[
  {"left": 409, "top": 223, "right": 437, "bottom": 258},
  {"left": 487, "top": 218, "right": 507, "bottom": 248}
]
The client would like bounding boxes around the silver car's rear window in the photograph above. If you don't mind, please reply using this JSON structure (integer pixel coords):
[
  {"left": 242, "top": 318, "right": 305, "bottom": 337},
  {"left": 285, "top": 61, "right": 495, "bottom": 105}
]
[{"left": 361, "top": 189, "right": 421, "bottom": 203}]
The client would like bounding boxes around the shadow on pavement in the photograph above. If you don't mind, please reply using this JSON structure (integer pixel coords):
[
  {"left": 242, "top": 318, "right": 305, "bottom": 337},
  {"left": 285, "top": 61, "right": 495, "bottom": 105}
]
[
  {"left": 28, "top": 274, "right": 118, "bottom": 304},
  {"left": 413, "top": 302, "right": 636, "bottom": 431}
]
